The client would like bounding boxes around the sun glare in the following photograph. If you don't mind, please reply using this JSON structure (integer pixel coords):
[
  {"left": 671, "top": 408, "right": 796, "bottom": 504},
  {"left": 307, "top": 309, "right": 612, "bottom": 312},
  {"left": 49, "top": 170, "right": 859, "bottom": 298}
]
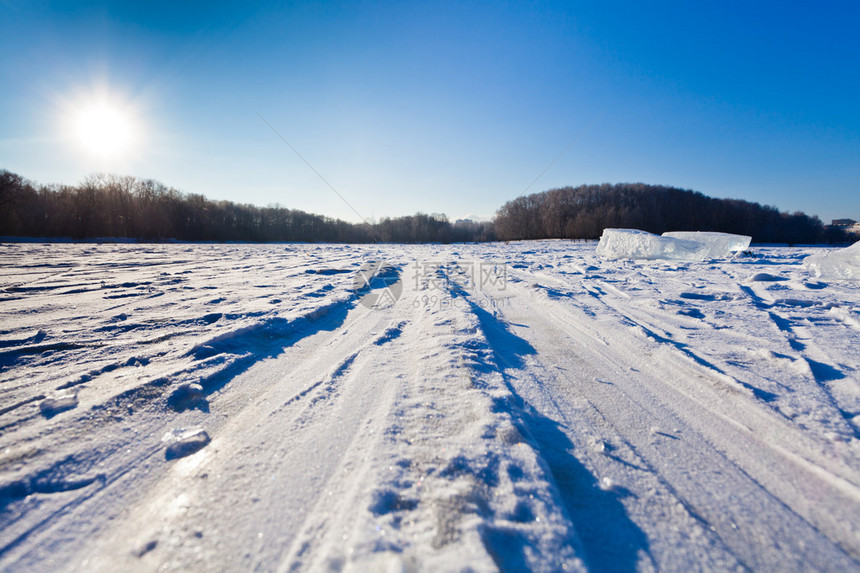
[
  {"left": 60, "top": 85, "right": 144, "bottom": 164},
  {"left": 73, "top": 100, "right": 135, "bottom": 159}
]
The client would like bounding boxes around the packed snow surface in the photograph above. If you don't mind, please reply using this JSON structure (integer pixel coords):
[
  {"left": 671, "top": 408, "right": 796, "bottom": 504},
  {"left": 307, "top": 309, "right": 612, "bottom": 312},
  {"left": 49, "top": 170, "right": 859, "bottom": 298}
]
[
  {"left": 1, "top": 241, "right": 860, "bottom": 571},
  {"left": 806, "top": 241, "right": 860, "bottom": 280}
]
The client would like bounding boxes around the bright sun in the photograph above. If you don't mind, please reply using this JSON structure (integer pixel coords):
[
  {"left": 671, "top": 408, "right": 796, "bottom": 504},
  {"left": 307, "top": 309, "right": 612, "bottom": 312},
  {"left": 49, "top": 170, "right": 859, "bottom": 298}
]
[{"left": 73, "top": 101, "right": 135, "bottom": 159}]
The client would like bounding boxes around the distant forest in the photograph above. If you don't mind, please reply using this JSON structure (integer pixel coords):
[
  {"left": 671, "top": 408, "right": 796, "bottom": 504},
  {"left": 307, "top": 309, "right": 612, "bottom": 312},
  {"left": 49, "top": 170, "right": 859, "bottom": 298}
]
[
  {"left": 495, "top": 183, "right": 850, "bottom": 244},
  {"left": 0, "top": 170, "right": 851, "bottom": 244},
  {"left": 0, "top": 171, "right": 493, "bottom": 243}
]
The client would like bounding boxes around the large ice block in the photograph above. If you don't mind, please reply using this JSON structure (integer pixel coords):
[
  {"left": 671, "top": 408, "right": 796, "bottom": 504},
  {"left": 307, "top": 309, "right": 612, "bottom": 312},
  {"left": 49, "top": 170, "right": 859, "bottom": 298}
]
[
  {"left": 662, "top": 231, "right": 751, "bottom": 258},
  {"left": 597, "top": 229, "right": 751, "bottom": 261},
  {"left": 596, "top": 229, "right": 705, "bottom": 260}
]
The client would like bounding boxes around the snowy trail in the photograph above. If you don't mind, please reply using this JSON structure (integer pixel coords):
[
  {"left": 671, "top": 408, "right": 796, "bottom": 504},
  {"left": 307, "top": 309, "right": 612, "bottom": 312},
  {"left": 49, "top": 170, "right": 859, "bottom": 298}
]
[
  {"left": 83, "top": 293, "right": 406, "bottom": 571},
  {"left": 2, "top": 241, "right": 859, "bottom": 571},
  {"left": 1, "top": 245, "right": 393, "bottom": 569},
  {"left": 471, "top": 266, "right": 859, "bottom": 570},
  {"left": 64, "top": 250, "right": 587, "bottom": 572}
]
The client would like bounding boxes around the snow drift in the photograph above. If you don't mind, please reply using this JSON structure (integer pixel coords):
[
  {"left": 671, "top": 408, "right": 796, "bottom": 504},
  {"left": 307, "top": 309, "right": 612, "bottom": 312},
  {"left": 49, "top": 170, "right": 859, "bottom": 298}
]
[
  {"left": 596, "top": 229, "right": 751, "bottom": 260},
  {"left": 805, "top": 241, "right": 860, "bottom": 279}
]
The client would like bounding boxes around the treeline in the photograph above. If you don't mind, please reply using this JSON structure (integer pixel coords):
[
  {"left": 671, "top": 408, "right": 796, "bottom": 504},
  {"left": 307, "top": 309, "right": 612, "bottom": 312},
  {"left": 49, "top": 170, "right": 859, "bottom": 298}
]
[
  {"left": 495, "top": 183, "right": 848, "bottom": 244},
  {"left": 0, "top": 171, "right": 494, "bottom": 243},
  {"left": 2, "top": 171, "right": 848, "bottom": 244}
]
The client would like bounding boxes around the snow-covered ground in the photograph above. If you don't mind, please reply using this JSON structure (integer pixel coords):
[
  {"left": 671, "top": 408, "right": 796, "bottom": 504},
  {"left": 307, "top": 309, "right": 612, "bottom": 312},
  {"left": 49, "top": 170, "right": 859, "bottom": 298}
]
[{"left": 1, "top": 241, "right": 859, "bottom": 571}]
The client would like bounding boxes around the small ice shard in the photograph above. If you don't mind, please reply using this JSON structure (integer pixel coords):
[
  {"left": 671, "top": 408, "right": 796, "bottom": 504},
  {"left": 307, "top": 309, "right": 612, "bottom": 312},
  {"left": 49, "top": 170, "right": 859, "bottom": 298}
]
[
  {"left": 164, "top": 428, "right": 211, "bottom": 460},
  {"left": 804, "top": 241, "right": 860, "bottom": 280},
  {"left": 133, "top": 539, "right": 158, "bottom": 558},
  {"left": 589, "top": 438, "right": 609, "bottom": 454},
  {"left": 39, "top": 390, "right": 78, "bottom": 417},
  {"left": 167, "top": 382, "right": 205, "bottom": 411},
  {"left": 599, "top": 476, "right": 619, "bottom": 491}
]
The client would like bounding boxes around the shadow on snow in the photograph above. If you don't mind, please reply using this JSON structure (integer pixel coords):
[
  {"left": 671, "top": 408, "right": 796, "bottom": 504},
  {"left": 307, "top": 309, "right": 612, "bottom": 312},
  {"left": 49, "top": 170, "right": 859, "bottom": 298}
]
[{"left": 456, "top": 290, "right": 653, "bottom": 572}]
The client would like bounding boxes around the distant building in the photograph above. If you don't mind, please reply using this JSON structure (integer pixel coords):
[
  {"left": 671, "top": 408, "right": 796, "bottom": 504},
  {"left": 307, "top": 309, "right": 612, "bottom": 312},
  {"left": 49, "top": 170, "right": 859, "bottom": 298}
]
[{"left": 825, "top": 219, "right": 860, "bottom": 239}]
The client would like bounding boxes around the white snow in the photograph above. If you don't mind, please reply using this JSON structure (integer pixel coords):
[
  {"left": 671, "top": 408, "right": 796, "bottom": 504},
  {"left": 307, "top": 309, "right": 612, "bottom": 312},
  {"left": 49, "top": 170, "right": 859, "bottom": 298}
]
[
  {"left": 1, "top": 240, "right": 859, "bottom": 571},
  {"left": 805, "top": 240, "right": 860, "bottom": 279}
]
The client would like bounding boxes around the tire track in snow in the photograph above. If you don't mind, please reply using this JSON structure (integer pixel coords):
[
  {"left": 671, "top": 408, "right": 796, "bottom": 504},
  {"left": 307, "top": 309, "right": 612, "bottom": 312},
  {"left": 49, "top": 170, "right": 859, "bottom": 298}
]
[
  {"left": 0, "top": 262, "right": 405, "bottom": 571},
  {"left": 3, "top": 242, "right": 859, "bottom": 571},
  {"left": 522, "top": 256, "right": 860, "bottom": 443},
  {"left": 479, "top": 266, "right": 860, "bottom": 570},
  {"left": 452, "top": 289, "right": 660, "bottom": 571},
  {"left": 71, "top": 280, "right": 408, "bottom": 571},
  {"left": 288, "top": 268, "right": 588, "bottom": 572},
  {"left": 738, "top": 282, "right": 860, "bottom": 439}
]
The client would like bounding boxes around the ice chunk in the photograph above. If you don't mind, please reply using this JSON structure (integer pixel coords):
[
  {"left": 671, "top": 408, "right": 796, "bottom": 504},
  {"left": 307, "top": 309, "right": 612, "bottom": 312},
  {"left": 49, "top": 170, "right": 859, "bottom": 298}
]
[
  {"left": 39, "top": 390, "right": 78, "bottom": 417},
  {"left": 596, "top": 229, "right": 705, "bottom": 261},
  {"left": 167, "top": 382, "right": 205, "bottom": 411},
  {"left": 597, "top": 229, "right": 752, "bottom": 260},
  {"left": 164, "top": 428, "right": 211, "bottom": 459},
  {"left": 662, "top": 231, "right": 751, "bottom": 257},
  {"left": 804, "top": 241, "right": 860, "bottom": 280}
]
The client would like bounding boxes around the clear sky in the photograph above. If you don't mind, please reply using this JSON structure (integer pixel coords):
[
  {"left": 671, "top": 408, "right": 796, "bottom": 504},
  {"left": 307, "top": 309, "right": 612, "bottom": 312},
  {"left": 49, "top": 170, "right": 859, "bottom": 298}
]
[{"left": 2, "top": 0, "right": 858, "bottom": 224}]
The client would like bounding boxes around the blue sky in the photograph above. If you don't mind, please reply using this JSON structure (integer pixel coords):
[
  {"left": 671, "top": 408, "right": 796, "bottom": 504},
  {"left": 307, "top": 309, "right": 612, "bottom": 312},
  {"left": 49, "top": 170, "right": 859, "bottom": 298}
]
[{"left": 1, "top": 1, "right": 858, "bottom": 224}]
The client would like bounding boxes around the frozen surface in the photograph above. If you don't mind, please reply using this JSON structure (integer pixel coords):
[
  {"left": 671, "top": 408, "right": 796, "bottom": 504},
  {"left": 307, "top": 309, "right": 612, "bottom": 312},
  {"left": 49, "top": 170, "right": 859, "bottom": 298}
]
[
  {"left": 1, "top": 241, "right": 859, "bottom": 571},
  {"left": 662, "top": 231, "right": 751, "bottom": 257},
  {"left": 806, "top": 241, "right": 860, "bottom": 280}
]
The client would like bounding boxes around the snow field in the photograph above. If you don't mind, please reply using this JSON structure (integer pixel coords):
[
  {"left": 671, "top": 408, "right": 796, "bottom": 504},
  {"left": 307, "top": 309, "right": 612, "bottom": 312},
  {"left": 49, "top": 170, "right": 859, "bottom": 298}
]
[{"left": 1, "top": 241, "right": 859, "bottom": 571}]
